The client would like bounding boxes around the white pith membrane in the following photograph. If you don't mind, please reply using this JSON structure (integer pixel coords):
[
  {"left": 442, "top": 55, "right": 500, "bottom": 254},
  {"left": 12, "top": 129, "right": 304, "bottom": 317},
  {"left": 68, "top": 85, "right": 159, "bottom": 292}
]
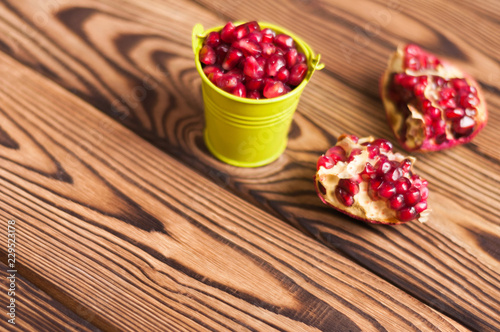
[
  {"left": 315, "top": 136, "right": 430, "bottom": 224},
  {"left": 381, "top": 45, "right": 488, "bottom": 151}
]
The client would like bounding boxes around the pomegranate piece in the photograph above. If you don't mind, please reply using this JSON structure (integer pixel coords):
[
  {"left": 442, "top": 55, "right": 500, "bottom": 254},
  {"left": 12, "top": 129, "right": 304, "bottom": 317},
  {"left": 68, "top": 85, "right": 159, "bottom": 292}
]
[
  {"left": 232, "top": 38, "right": 262, "bottom": 57},
  {"left": 222, "top": 47, "right": 244, "bottom": 71},
  {"left": 380, "top": 44, "right": 488, "bottom": 151},
  {"left": 261, "top": 28, "right": 275, "bottom": 43},
  {"left": 215, "top": 73, "right": 239, "bottom": 92},
  {"left": 247, "top": 90, "right": 261, "bottom": 99},
  {"left": 199, "top": 45, "right": 216, "bottom": 65},
  {"left": 220, "top": 22, "right": 236, "bottom": 43},
  {"left": 205, "top": 31, "right": 220, "bottom": 48},
  {"left": 231, "top": 82, "right": 246, "bottom": 98},
  {"left": 263, "top": 80, "right": 286, "bottom": 98},
  {"left": 199, "top": 21, "right": 310, "bottom": 99},
  {"left": 288, "top": 63, "right": 308, "bottom": 86},
  {"left": 315, "top": 134, "right": 430, "bottom": 224},
  {"left": 203, "top": 65, "right": 223, "bottom": 83},
  {"left": 265, "top": 54, "right": 286, "bottom": 77},
  {"left": 243, "top": 56, "right": 265, "bottom": 79},
  {"left": 274, "top": 34, "right": 295, "bottom": 49}
]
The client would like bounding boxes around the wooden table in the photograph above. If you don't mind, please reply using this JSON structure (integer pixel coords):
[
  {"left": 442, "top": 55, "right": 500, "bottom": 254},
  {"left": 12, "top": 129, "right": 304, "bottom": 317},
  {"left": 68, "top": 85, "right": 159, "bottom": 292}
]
[{"left": 0, "top": 0, "right": 498, "bottom": 331}]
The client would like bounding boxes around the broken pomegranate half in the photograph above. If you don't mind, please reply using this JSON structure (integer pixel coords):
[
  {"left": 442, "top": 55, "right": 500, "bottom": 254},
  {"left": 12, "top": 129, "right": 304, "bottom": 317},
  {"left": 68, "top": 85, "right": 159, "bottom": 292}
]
[
  {"left": 315, "top": 134, "right": 430, "bottom": 224},
  {"left": 380, "top": 44, "right": 487, "bottom": 151}
]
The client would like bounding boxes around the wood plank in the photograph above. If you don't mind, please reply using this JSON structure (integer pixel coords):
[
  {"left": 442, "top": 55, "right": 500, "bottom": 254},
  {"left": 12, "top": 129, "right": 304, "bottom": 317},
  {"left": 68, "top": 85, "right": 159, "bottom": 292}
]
[
  {"left": 0, "top": 261, "right": 100, "bottom": 331},
  {"left": 0, "top": 0, "right": 498, "bottom": 330},
  {"left": 0, "top": 53, "right": 468, "bottom": 331}
]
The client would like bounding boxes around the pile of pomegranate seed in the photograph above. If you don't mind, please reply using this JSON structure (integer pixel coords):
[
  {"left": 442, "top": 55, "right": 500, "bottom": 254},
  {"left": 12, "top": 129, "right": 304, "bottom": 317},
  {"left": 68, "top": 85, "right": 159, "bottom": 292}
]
[
  {"left": 381, "top": 44, "right": 487, "bottom": 151},
  {"left": 199, "top": 21, "right": 308, "bottom": 99},
  {"left": 316, "top": 134, "right": 429, "bottom": 224}
]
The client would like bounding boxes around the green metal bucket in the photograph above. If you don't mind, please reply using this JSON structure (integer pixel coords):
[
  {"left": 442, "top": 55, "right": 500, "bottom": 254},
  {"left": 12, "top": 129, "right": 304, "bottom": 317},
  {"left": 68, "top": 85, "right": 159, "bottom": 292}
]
[{"left": 193, "top": 22, "right": 324, "bottom": 167}]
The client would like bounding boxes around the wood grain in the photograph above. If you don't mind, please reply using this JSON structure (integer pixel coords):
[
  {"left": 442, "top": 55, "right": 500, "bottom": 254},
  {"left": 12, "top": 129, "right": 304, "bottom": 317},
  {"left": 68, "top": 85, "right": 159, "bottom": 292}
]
[
  {"left": 0, "top": 0, "right": 498, "bottom": 330},
  {"left": 0, "top": 53, "right": 468, "bottom": 331},
  {"left": 0, "top": 261, "right": 100, "bottom": 332}
]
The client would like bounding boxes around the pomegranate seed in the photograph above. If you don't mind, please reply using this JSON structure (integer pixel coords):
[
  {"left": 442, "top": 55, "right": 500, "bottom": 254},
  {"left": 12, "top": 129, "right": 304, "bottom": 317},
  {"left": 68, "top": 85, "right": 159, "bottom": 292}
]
[
  {"left": 317, "top": 155, "right": 335, "bottom": 170},
  {"left": 405, "top": 44, "right": 421, "bottom": 56},
  {"left": 440, "top": 87, "right": 456, "bottom": 100},
  {"left": 276, "top": 67, "right": 289, "bottom": 82},
  {"left": 361, "top": 162, "right": 377, "bottom": 180},
  {"left": 400, "top": 159, "right": 412, "bottom": 173},
  {"left": 243, "top": 56, "right": 264, "bottom": 79},
  {"left": 439, "top": 98, "right": 456, "bottom": 109},
  {"left": 231, "top": 82, "right": 246, "bottom": 98},
  {"left": 261, "top": 42, "right": 276, "bottom": 58},
  {"left": 265, "top": 54, "right": 286, "bottom": 77},
  {"left": 369, "top": 177, "right": 383, "bottom": 200},
  {"left": 424, "top": 55, "right": 440, "bottom": 69},
  {"left": 285, "top": 48, "right": 298, "bottom": 68},
  {"left": 400, "top": 75, "right": 418, "bottom": 89},
  {"left": 451, "top": 78, "right": 468, "bottom": 91},
  {"left": 422, "top": 99, "right": 432, "bottom": 110},
  {"left": 216, "top": 73, "right": 239, "bottom": 92},
  {"left": 222, "top": 47, "right": 244, "bottom": 70},
  {"left": 414, "top": 83, "right": 426, "bottom": 96},
  {"left": 244, "top": 21, "right": 260, "bottom": 33},
  {"left": 376, "top": 158, "right": 392, "bottom": 174},
  {"left": 452, "top": 116, "right": 475, "bottom": 136},
  {"left": 425, "top": 107, "right": 442, "bottom": 119},
  {"left": 325, "top": 146, "right": 347, "bottom": 163},
  {"left": 397, "top": 206, "right": 417, "bottom": 221},
  {"left": 297, "top": 52, "right": 307, "bottom": 63},
  {"left": 372, "top": 138, "right": 393, "bottom": 152},
  {"left": 420, "top": 187, "right": 429, "bottom": 200},
  {"left": 404, "top": 187, "right": 421, "bottom": 206},
  {"left": 412, "top": 175, "right": 426, "bottom": 189},
  {"left": 445, "top": 108, "right": 465, "bottom": 119},
  {"left": 245, "top": 78, "right": 264, "bottom": 91},
  {"left": 261, "top": 28, "right": 275, "bottom": 43},
  {"left": 226, "top": 68, "right": 244, "bottom": 81},
  {"left": 215, "top": 44, "right": 230, "bottom": 65},
  {"left": 433, "top": 76, "right": 445, "bottom": 87},
  {"left": 220, "top": 22, "right": 236, "bottom": 43},
  {"left": 288, "top": 63, "right": 308, "bottom": 86},
  {"left": 205, "top": 31, "right": 221, "bottom": 48},
  {"left": 460, "top": 93, "right": 480, "bottom": 108},
  {"left": 263, "top": 80, "right": 286, "bottom": 98},
  {"left": 335, "top": 187, "right": 354, "bottom": 207},
  {"left": 414, "top": 201, "right": 428, "bottom": 213},
  {"left": 247, "top": 31, "right": 263, "bottom": 43},
  {"left": 233, "top": 38, "right": 261, "bottom": 56},
  {"left": 378, "top": 181, "right": 396, "bottom": 199},
  {"left": 256, "top": 56, "right": 266, "bottom": 67},
  {"left": 338, "top": 179, "right": 359, "bottom": 196},
  {"left": 199, "top": 45, "right": 216, "bottom": 65},
  {"left": 366, "top": 145, "right": 380, "bottom": 159},
  {"left": 233, "top": 25, "right": 249, "bottom": 40},
  {"left": 388, "top": 194, "right": 405, "bottom": 210},
  {"left": 384, "top": 167, "right": 403, "bottom": 182},
  {"left": 247, "top": 90, "right": 261, "bottom": 99},
  {"left": 274, "top": 34, "right": 295, "bottom": 49},
  {"left": 405, "top": 56, "right": 421, "bottom": 71},
  {"left": 432, "top": 118, "right": 447, "bottom": 137},
  {"left": 395, "top": 177, "right": 411, "bottom": 194},
  {"left": 203, "top": 65, "right": 222, "bottom": 83},
  {"left": 465, "top": 108, "right": 477, "bottom": 117}
]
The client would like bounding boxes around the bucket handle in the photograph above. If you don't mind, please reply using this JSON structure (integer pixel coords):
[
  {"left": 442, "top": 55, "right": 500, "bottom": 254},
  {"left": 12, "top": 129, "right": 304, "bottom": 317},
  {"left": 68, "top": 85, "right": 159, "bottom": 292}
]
[{"left": 192, "top": 23, "right": 207, "bottom": 54}]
